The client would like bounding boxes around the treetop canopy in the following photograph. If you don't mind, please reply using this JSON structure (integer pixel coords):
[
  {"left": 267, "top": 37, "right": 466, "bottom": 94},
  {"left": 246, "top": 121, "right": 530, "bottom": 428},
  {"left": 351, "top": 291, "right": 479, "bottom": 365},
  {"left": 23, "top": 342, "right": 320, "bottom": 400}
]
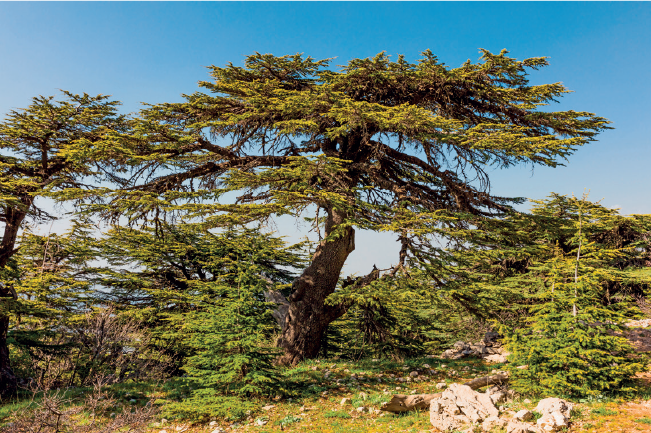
[{"left": 71, "top": 50, "right": 609, "bottom": 248}]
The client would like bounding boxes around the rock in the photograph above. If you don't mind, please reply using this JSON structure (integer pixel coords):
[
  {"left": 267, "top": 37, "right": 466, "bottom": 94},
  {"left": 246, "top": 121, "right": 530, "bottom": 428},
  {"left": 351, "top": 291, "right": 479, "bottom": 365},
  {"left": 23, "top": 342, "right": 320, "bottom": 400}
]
[
  {"left": 159, "top": 431, "right": 168, "bottom": 433},
  {"left": 515, "top": 409, "right": 534, "bottom": 422},
  {"left": 436, "top": 382, "right": 447, "bottom": 390},
  {"left": 535, "top": 398, "right": 572, "bottom": 432},
  {"left": 211, "top": 429, "right": 225, "bottom": 433},
  {"left": 524, "top": 398, "right": 532, "bottom": 404},
  {"left": 485, "top": 354, "right": 508, "bottom": 363},
  {"left": 359, "top": 392, "right": 368, "bottom": 400},
  {"left": 409, "top": 371, "right": 419, "bottom": 377},
  {"left": 340, "top": 397, "right": 352, "bottom": 406},
  {"left": 507, "top": 420, "right": 539, "bottom": 433},
  {"left": 209, "top": 421, "right": 218, "bottom": 426},
  {"left": 422, "top": 363, "right": 431, "bottom": 369},
  {"left": 330, "top": 364, "right": 337, "bottom": 369},
  {"left": 534, "top": 398, "right": 572, "bottom": 418},
  {"left": 429, "top": 383, "right": 499, "bottom": 431},
  {"left": 255, "top": 419, "right": 267, "bottom": 426},
  {"left": 489, "top": 391, "right": 506, "bottom": 405},
  {"left": 355, "top": 406, "right": 368, "bottom": 413},
  {"left": 482, "top": 416, "right": 507, "bottom": 431},
  {"left": 161, "top": 419, "right": 168, "bottom": 424},
  {"left": 537, "top": 412, "right": 569, "bottom": 432}
]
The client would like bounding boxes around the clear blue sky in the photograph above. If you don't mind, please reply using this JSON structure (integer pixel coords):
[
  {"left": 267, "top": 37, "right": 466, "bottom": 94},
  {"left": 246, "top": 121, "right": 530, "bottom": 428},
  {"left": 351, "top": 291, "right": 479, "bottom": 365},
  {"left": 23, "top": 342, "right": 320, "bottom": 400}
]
[{"left": 1, "top": 2, "right": 650, "bottom": 273}]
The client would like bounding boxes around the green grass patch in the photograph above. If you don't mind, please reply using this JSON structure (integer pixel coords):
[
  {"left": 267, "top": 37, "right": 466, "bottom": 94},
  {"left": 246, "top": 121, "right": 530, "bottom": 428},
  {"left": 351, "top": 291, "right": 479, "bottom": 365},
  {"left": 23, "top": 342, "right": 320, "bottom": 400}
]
[
  {"left": 324, "top": 410, "right": 352, "bottom": 419},
  {"left": 590, "top": 406, "right": 618, "bottom": 417}
]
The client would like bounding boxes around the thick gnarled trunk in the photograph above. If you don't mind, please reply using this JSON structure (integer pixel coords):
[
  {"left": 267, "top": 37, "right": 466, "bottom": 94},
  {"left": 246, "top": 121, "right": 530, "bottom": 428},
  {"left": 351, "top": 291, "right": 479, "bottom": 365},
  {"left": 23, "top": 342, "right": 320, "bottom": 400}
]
[{"left": 277, "top": 207, "right": 355, "bottom": 365}]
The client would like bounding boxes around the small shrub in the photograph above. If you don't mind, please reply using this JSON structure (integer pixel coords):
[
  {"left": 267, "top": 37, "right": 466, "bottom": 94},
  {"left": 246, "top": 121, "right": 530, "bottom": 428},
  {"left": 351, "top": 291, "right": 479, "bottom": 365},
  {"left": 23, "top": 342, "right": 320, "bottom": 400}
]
[
  {"left": 160, "top": 393, "right": 256, "bottom": 423},
  {"left": 635, "top": 417, "right": 651, "bottom": 425},
  {"left": 276, "top": 414, "right": 301, "bottom": 426},
  {"left": 590, "top": 407, "right": 617, "bottom": 417},
  {"left": 324, "top": 410, "right": 352, "bottom": 419}
]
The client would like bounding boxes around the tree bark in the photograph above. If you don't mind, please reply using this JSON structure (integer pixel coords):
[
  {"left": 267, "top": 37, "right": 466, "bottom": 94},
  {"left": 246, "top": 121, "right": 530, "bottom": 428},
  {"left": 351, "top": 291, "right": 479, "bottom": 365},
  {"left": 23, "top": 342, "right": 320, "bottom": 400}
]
[
  {"left": 0, "top": 316, "right": 16, "bottom": 399},
  {"left": 0, "top": 205, "right": 29, "bottom": 399},
  {"left": 277, "top": 207, "right": 355, "bottom": 365}
]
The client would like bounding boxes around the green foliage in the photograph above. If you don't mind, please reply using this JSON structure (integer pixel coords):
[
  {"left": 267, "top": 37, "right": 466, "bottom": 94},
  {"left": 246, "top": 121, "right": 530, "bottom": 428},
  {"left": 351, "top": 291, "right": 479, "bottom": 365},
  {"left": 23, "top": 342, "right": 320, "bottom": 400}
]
[
  {"left": 98, "top": 223, "right": 303, "bottom": 370},
  {"left": 101, "top": 224, "right": 303, "bottom": 420},
  {"left": 277, "top": 414, "right": 302, "bottom": 426},
  {"left": 5, "top": 220, "right": 99, "bottom": 386},
  {"left": 161, "top": 393, "right": 256, "bottom": 423},
  {"left": 503, "top": 194, "right": 649, "bottom": 397},
  {"left": 591, "top": 407, "right": 618, "bottom": 416},
  {"left": 180, "top": 233, "right": 283, "bottom": 397}
]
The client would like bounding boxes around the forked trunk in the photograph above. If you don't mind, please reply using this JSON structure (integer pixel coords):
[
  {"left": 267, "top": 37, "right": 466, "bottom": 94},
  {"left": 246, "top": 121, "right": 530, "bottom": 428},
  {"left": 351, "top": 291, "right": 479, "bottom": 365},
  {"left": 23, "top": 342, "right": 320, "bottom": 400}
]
[{"left": 277, "top": 207, "right": 355, "bottom": 365}]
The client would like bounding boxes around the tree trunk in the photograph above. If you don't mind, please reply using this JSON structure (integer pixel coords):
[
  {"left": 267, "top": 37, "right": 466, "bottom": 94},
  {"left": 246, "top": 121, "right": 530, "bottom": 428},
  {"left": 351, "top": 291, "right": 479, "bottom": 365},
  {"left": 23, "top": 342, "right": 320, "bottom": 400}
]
[
  {"left": 0, "top": 316, "right": 17, "bottom": 399},
  {"left": 0, "top": 206, "right": 29, "bottom": 399},
  {"left": 277, "top": 207, "right": 355, "bottom": 365}
]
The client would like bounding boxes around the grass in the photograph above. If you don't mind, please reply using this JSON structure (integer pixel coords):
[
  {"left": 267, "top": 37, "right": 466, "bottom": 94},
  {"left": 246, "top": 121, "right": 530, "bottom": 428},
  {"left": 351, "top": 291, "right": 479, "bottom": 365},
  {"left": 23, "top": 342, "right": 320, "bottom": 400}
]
[
  {"left": 590, "top": 406, "right": 618, "bottom": 417},
  {"left": 4, "top": 356, "right": 651, "bottom": 433},
  {"left": 324, "top": 411, "right": 352, "bottom": 419}
]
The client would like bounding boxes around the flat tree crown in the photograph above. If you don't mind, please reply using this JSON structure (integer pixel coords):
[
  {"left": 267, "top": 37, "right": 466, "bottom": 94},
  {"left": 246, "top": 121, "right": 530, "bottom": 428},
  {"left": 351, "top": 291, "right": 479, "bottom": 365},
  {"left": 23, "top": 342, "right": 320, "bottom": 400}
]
[{"left": 101, "top": 50, "right": 609, "bottom": 239}]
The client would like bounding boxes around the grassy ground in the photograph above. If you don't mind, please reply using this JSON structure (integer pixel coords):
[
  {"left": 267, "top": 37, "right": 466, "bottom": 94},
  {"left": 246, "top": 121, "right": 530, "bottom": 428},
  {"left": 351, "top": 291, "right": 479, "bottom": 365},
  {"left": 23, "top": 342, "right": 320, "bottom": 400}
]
[{"left": 2, "top": 356, "right": 651, "bottom": 432}]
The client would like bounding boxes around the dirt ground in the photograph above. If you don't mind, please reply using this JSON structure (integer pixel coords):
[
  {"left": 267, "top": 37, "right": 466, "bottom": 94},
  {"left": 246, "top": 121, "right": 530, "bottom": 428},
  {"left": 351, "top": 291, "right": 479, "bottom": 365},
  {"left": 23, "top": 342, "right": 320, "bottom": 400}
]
[{"left": 572, "top": 400, "right": 651, "bottom": 432}]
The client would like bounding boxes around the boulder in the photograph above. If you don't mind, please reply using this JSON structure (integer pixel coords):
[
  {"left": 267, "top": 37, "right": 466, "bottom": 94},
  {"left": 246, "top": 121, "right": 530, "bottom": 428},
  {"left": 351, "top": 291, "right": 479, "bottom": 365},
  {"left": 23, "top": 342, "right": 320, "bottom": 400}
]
[
  {"left": 534, "top": 398, "right": 572, "bottom": 432},
  {"left": 429, "top": 383, "right": 498, "bottom": 431},
  {"left": 534, "top": 398, "right": 572, "bottom": 418}
]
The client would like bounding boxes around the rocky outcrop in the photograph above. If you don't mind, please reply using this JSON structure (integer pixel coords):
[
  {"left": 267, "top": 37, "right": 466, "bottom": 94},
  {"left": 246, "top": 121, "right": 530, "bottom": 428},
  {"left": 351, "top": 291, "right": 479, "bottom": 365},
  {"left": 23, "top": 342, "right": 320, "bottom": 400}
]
[
  {"left": 427, "top": 384, "right": 573, "bottom": 433},
  {"left": 429, "top": 383, "right": 499, "bottom": 431}
]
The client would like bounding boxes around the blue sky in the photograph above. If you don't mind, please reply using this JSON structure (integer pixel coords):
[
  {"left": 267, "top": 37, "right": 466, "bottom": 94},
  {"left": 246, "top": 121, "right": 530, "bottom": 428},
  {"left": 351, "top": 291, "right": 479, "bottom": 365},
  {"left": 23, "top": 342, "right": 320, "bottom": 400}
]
[{"left": 1, "top": 2, "right": 650, "bottom": 274}]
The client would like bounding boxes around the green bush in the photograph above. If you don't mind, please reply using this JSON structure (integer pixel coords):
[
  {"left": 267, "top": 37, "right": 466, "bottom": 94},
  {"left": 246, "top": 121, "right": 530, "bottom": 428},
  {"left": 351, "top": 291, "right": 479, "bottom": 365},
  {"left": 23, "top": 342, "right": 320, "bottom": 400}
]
[{"left": 161, "top": 393, "right": 257, "bottom": 422}]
